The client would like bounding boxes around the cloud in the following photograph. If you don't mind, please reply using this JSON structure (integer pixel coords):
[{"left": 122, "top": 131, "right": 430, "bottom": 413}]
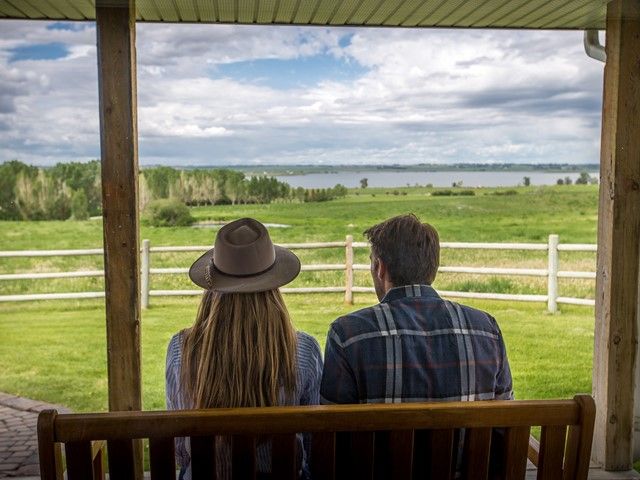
[{"left": 0, "top": 20, "right": 604, "bottom": 166}]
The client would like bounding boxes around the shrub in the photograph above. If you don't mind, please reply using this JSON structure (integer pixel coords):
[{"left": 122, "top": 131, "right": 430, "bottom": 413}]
[
  {"left": 144, "top": 199, "right": 194, "bottom": 227},
  {"left": 432, "top": 189, "right": 476, "bottom": 197},
  {"left": 491, "top": 190, "right": 518, "bottom": 196}
]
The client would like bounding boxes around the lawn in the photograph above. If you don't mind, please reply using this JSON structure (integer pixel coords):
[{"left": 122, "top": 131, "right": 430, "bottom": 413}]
[
  {"left": 0, "top": 295, "right": 593, "bottom": 413},
  {"left": 0, "top": 184, "right": 598, "bottom": 412}
]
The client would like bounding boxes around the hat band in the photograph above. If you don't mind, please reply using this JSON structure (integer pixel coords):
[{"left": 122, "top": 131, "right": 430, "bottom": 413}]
[{"left": 206, "top": 257, "right": 276, "bottom": 287}]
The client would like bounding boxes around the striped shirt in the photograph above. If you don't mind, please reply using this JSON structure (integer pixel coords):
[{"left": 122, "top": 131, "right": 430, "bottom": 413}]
[
  {"left": 166, "top": 330, "right": 323, "bottom": 479},
  {"left": 320, "top": 285, "right": 513, "bottom": 405}
]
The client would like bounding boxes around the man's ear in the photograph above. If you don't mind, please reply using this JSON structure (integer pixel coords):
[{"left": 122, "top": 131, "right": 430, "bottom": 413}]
[{"left": 374, "top": 257, "right": 387, "bottom": 281}]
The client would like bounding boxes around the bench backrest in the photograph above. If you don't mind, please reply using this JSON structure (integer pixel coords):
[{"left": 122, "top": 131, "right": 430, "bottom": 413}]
[{"left": 38, "top": 394, "right": 595, "bottom": 480}]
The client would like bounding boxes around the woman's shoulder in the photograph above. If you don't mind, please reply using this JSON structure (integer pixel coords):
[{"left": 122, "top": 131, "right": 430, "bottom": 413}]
[
  {"left": 295, "top": 331, "right": 323, "bottom": 376},
  {"left": 296, "top": 331, "right": 321, "bottom": 355},
  {"left": 167, "top": 329, "right": 188, "bottom": 358}
]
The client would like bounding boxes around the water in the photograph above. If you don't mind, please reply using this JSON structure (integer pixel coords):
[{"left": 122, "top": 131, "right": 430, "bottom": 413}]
[{"left": 274, "top": 170, "right": 590, "bottom": 189}]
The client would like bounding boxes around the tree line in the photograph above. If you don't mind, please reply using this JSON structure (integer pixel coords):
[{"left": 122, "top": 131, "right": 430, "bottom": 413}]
[{"left": 0, "top": 161, "right": 348, "bottom": 221}]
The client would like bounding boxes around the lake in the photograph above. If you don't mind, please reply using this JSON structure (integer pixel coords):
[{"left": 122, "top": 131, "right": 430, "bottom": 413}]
[{"left": 275, "top": 170, "right": 592, "bottom": 189}]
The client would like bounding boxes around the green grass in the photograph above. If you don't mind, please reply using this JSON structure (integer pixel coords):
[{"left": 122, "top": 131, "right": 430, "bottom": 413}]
[
  {"left": 0, "top": 184, "right": 599, "bottom": 412},
  {"left": 0, "top": 185, "right": 598, "bottom": 300},
  {"left": 0, "top": 295, "right": 593, "bottom": 413}
]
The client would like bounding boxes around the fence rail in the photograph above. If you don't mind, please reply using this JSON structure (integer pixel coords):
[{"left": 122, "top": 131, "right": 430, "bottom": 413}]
[{"left": 0, "top": 235, "right": 597, "bottom": 311}]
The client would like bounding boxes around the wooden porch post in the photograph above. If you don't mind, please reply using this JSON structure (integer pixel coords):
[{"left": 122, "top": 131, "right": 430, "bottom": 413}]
[
  {"left": 96, "top": 1, "right": 142, "bottom": 476},
  {"left": 592, "top": 0, "right": 640, "bottom": 470}
]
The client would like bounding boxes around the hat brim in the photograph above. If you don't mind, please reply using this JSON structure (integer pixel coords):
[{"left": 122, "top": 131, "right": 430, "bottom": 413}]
[{"left": 189, "top": 245, "right": 301, "bottom": 293}]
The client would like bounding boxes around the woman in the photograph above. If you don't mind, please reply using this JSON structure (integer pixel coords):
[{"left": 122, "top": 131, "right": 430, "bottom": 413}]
[{"left": 166, "top": 218, "right": 323, "bottom": 479}]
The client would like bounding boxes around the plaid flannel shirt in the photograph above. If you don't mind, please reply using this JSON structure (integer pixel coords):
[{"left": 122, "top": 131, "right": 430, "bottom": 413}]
[{"left": 320, "top": 285, "right": 513, "bottom": 404}]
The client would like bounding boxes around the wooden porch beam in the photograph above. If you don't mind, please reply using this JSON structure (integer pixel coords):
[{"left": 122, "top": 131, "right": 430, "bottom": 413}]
[
  {"left": 592, "top": 0, "right": 640, "bottom": 470},
  {"left": 96, "top": 1, "right": 143, "bottom": 471}
]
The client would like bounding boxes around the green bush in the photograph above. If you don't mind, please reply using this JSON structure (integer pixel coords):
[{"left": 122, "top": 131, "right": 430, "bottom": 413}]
[
  {"left": 432, "top": 189, "right": 476, "bottom": 197},
  {"left": 143, "top": 199, "right": 195, "bottom": 227}
]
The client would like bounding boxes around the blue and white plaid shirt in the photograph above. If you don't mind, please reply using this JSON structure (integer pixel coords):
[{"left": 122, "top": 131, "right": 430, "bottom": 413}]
[{"left": 320, "top": 285, "right": 513, "bottom": 404}]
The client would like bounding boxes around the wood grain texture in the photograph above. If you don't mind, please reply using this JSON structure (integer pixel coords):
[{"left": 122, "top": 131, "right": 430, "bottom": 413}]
[
  {"left": 53, "top": 400, "right": 582, "bottom": 441},
  {"left": 564, "top": 395, "right": 596, "bottom": 480},
  {"left": 461, "top": 427, "right": 492, "bottom": 480},
  {"left": 36, "top": 410, "right": 60, "bottom": 480},
  {"left": 503, "top": 426, "right": 531, "bottom": 479},
  {"left": 537, "top": 425, "right": 567, "bottom": 480},
  {"left": 311, "top": 432, "right": 336, "bottom": 480},
  {"left": 428, "top": 429, "right": 454, "bottom": 480},
  {"left": 39, "top": 397, "right": 595, "bottom": 480},
  {"left": 96, "top": 0, "right": 142, "bottom": 414},
  {"left": 592, "top": 0, "right": 640, "bottom": 470}
]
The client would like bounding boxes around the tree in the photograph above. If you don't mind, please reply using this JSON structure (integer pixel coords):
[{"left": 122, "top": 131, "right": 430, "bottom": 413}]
[
  {"left": 575, "top": 172, "right": 592, "bottom": 185},
  {"left": 564, "top": 176, "right": 573, "bottom": 185},
  {"left": 557, "top": 178, "right": 564, "bottom": 185},
  {"left": 360, "top": 178, "right": 368, "bottom": 189},
  {"left": 523, "top": 176, "right": 531, "bottom": 187},
  {"left": 71, "top": 190, "right": 90, "bottom": 220},
  {"left": 0, "top": 160, "right": 37, "bottom": 220}
]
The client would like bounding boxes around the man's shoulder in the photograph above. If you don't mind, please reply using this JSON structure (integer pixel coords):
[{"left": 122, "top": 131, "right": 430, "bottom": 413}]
[
  {"left": 451, "top": 301, "right": 501, "bottom": 334},
  {"left": 329, "top": 304, "right": 383, "bottom": 341}
]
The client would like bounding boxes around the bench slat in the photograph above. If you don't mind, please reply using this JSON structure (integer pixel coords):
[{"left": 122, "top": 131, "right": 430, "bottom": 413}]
[
  {"left": 52, "top": 400, "right": 581, "bottom": 441},
  {"left": 232, "top": 435, "right": 256, "bottom": 479},
  {"left": 563, "top": 395, "right": 596, "bottom": 480},
  {"left": 428, "top": 429, "right": 455, "bottom": 480},
  {"left": 149, "top": 437, "right": 176, "bottom": 480},
  {"left": 311, "top": 432, "right": 336, "bottom": 480},
  {"left": 537, "top": 425, "right": 567, "bottom": 480},
  {"left": 387, "top": 430, "right": 413, "bottom": 479},
  {"left": 107, "top": 439, "right": 136, "bottom": 480},
  {"left": 37, "top": 410, "right": 61, "bottom": 480},
  {"left": 503, "top": 426, "right": 531, "bottom": 479},
  {"left": 65, "top": 441, "right": 93, "bottom": 480},
  {"left": 462, "top": 427, "right": 492, "bottom": 479},
  {"left": 191, "top": 436, "right": 216, "bottom": 478},
  {"left": 272, "top": 433, "right": 297, "bottom": 479}
]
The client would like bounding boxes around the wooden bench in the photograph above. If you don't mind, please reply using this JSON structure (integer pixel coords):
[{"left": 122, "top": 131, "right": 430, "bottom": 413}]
[{"left": 38, "top": 394, "right": 595, "bottom": 480}]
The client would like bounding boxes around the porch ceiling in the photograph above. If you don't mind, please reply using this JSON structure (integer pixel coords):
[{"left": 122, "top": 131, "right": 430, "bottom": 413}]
[{"left": 0, "top": 0, "right": 610, "bottom": 29}]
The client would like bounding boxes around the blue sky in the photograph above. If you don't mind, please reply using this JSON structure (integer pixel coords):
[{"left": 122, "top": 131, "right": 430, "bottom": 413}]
[{"left": 0, "top": 21, "right": 604, "bottom": 166}]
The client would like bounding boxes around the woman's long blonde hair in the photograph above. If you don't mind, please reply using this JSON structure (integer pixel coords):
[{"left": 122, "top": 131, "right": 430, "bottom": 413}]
[{"left": 180, "top": 288, "right": 298, "bottom": 409}]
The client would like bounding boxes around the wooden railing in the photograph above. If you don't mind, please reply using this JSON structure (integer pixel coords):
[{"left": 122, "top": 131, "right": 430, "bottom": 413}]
[{"left": 0, "top": 235, "right": 596, "bottom": 312}]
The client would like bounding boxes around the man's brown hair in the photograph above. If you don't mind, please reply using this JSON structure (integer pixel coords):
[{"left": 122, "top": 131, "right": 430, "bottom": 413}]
[{"left": 364, "top": 214, "right": 440, "bottom": 286}]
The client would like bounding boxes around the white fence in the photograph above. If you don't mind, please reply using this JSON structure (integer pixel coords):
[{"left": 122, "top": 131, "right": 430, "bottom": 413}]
[{"left": 0, "top": 235, "right": 596, "bottom": 312}]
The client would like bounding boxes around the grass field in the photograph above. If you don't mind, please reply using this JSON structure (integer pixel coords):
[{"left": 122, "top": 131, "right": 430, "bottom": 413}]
[
  {"left": 0, "top": 296, "right": 593, "bottom": 413},
  {"left": 0, "top": 184, "right": 598, "bottom": 412}
]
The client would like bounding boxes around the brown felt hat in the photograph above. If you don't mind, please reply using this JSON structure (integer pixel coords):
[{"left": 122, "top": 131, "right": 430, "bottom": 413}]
[{"left": 189, "top": 218, "right": 300, "bottom": 293}]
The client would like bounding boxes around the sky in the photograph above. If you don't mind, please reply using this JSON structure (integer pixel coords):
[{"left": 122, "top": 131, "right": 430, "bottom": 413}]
[{"left": 0, "top": 20, "right": 605, "bottom": 167}]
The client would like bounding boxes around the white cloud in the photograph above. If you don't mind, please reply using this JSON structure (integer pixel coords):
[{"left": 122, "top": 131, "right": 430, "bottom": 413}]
[{"left": 0, "top": 20, "right": 604, "bottom": 166}]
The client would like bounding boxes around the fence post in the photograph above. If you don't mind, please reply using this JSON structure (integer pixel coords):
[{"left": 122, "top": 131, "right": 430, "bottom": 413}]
[
  {"left": 345, "top": 235, "right": 354, "bottom": 305},
  {"left": 547, "top": 234, "right": 559, "bottom": 313},
  {"left": 141, "top": 239, "right": 150, "bottom": 309}
]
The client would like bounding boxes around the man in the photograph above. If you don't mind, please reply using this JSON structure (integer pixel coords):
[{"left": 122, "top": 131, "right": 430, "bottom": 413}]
[{"left": 320, "top": 214, "right": 513, "bottom": 405}]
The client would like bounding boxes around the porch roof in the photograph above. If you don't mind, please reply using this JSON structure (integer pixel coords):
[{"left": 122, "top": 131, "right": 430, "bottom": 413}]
[{"left": 1, "top": 0, "right": 610, "bottom": 29}]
